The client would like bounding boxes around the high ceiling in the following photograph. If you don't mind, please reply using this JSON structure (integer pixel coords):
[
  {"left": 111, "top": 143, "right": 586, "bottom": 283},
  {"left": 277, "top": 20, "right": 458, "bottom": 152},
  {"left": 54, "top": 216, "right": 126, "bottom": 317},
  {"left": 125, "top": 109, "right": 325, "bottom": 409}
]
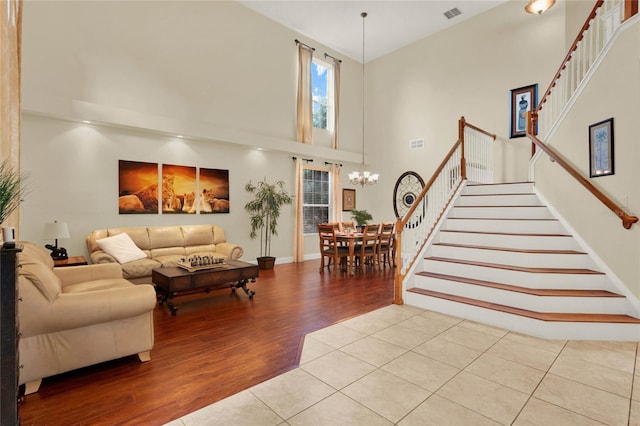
[{"left": 239, "top": 0, "right": 509, "bottom": 63}]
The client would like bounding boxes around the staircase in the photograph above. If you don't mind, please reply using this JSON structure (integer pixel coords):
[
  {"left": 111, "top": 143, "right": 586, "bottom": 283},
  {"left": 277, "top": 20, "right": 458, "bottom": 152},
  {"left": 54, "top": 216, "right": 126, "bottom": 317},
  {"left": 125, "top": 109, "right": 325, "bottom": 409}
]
[{"left": 405, "top": 181, "right": 640, "bottom": 341}]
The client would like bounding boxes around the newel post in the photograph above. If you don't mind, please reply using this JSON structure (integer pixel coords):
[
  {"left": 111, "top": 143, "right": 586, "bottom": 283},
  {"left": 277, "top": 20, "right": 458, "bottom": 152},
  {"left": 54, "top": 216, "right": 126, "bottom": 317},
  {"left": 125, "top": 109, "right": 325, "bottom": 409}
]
[
  {"left": 624, "top": 0, "right": 638, "bottom": 21},
  {"left": 528, "top": 111, "right": 538, "bottom": 157},
  {"left": 459, "top": 116, "right": 466, "bottom": 180},
  {"left": 393, "top": 217, "right": 404, "bottom": 305}
]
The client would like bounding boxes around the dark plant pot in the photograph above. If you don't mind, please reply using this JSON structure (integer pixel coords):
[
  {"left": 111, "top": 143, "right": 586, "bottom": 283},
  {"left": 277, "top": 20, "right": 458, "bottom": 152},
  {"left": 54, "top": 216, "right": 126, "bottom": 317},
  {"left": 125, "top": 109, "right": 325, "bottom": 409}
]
[
  {"left": 257, "top": 256, "right": 276, "bottom": 270},
  {"left": 356, "top": 226, "right": 365, "bottom": 233}
]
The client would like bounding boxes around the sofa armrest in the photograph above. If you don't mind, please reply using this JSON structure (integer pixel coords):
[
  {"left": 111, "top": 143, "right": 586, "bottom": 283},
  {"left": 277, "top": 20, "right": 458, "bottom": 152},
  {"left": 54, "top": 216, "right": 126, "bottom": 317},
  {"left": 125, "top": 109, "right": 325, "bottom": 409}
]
[
  {"left": 54, "top": 263, "right": 123, "bottom": 288},
  {"left": 24, "top": 284, "right": 156, "bottom": 336},
  {"left": 90, "top": 250, "right": 118, "bottom": 265},
  {"left": 216, "top": 242, "right": 243, "bottom": 260}
]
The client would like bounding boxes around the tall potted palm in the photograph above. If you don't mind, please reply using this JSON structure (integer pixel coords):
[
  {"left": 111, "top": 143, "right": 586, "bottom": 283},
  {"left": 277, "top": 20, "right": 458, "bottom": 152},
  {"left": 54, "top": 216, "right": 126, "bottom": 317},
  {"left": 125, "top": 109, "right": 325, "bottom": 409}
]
[{"left": 244, "top": 179, "right": 292, "bottom": 270}]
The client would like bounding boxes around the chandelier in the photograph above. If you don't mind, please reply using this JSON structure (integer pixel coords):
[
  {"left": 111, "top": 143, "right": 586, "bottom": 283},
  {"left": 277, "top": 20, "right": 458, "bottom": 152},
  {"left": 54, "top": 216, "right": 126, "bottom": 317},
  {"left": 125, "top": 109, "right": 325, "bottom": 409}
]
[{"left": 349, "top": 12, "right": 379, "bottom": 187}]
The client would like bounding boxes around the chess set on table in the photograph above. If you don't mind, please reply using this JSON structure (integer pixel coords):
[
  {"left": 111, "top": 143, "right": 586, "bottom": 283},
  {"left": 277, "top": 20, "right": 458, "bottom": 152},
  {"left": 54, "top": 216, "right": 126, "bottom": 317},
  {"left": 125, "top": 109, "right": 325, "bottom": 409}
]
[{"left": 177, "top": 255, "right": 227, "bottom": 272}]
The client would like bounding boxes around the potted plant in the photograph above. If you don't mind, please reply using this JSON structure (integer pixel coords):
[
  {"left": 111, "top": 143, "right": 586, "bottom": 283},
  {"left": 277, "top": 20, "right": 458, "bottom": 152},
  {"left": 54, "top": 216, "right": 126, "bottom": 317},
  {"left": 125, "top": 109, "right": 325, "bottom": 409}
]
[
  {"left": 244, "top": 179, "right": 292, "bottom": 270},
  {"left": 0, "top": 160, "right": 28, "bottom": 243},
  {"left": 350, "top": 209, "right": 373, "bottom": 232}
]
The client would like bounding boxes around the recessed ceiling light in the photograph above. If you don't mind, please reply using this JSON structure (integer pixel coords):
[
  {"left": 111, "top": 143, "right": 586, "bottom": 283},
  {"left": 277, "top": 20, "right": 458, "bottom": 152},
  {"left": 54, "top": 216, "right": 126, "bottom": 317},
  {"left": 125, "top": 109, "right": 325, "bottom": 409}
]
[
  {"left": 81, "top": 120, "right": 92, "bottom": 124},
  {"left": 176, "top": 135, "right": 184, "bottom": 138}
]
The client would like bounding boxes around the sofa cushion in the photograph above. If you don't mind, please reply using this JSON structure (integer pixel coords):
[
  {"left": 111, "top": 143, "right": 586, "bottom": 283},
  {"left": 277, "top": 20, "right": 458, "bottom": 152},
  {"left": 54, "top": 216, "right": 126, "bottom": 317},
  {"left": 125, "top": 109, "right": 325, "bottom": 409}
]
[
  {"left": 185, "top": 244, "right": 216, "bottom": 256},
  {"left": 18, "top": 258, "right": 62, "bottom": 302},
  {"left": 148, "top": 226, "right": 184, "bottom": 249},
  {"left": 182, "top": 225, "right": 214, "bottom": 246},
  {"left": 154, "top": 254, "right": 184, "bottom": 268},
  {"left": 97, "top": 233, "right": 147, "bottom": 264},
  {"left": 120, "top": 257, "right": 162, "bottom": 280}
]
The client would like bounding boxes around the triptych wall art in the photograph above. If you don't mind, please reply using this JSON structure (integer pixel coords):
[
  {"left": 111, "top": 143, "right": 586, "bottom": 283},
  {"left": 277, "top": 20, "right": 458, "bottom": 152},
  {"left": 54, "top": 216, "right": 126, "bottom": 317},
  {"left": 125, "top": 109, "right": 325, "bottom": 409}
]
[{"left": 118, "top": 160, "right": 230, "bottom": 214}]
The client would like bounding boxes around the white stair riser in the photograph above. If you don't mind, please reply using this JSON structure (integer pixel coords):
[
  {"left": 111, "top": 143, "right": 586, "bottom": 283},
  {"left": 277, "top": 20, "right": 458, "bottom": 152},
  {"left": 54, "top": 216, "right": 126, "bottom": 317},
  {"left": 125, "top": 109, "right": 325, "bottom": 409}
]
[
  {"left": 414, "top": 276, "right": 629, "bottom": 314},
  {"left": 422, "top": 258, "right": 607, "bottom": 289},
  {"left": 404, "top": 294, "right": 640, "bottom": 341},
  {"left": 457, "top": 194, "right": 542, "bottom": 206},
  {"left": 444, "top": 218, "right": 566, "bottom": 234},
  {"left": 437, "top": 231, "right": 580, "bottom": 251},
  {"left": 464, "top": 183, "right": 534, "bottom": 195},
  {"left": 429, "top": 245, "right": 593, "bottom": 269},
  {"left": 449, "top": 206, "right": 554, "bottom": 219}
]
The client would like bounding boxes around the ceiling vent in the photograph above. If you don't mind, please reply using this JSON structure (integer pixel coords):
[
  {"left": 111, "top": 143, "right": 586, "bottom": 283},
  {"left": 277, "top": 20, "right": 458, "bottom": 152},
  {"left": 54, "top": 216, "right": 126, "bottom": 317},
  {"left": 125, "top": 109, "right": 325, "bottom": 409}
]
[
  {"left": 444, "top": 7, "right": 462, "bottom": 19},
  {"left": 410, "top": 139, "right": 425, "bottom": 150}
]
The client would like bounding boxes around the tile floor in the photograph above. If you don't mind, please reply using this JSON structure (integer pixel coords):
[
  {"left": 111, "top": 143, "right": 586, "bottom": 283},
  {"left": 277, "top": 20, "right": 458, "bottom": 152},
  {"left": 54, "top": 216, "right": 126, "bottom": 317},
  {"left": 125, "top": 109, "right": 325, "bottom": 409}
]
[{"left": 166, "top": 305, "right": 640, "bottom": 425}]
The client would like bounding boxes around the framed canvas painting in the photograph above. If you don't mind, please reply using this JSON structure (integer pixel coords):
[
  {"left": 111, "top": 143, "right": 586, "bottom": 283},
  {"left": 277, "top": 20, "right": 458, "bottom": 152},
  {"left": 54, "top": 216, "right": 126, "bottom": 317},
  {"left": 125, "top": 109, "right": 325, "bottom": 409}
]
[
  {"left": 510, "top": 84, "right": 538, "bottom": 138},
  {"left": 589, "top": 118, "right": 614, "bottom": 177}
]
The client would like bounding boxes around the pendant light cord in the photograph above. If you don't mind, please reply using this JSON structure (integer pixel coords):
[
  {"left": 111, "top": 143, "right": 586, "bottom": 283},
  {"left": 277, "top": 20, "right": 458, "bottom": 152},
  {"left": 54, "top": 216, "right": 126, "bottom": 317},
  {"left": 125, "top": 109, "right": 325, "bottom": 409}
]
[{"left": 361, "top": 12, "right": 367, "bottom": 166}]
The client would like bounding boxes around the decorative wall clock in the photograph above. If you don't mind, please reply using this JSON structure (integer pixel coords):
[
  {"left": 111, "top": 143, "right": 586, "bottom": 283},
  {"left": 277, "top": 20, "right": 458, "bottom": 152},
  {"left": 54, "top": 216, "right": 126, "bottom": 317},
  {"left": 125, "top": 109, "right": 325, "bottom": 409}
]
[{"left": 393, "top": 171, "right": 425, "bottom": 219}]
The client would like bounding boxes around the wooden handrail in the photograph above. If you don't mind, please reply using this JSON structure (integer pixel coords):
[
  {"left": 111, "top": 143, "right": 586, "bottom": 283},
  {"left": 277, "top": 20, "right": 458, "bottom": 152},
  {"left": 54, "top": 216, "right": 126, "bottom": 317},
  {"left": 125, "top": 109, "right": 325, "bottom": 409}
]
[
  {"left": 398, "top": 139, "right": 463, "bottom": 228},
  {"left": 536, "top": 0, "right": 604, "bottom": 115},
  {"left": 526, "top": 112, "right": 638, "bottom": 230},
  {"left": 394, "top": 117, "right": 496, "bottom": 304}
]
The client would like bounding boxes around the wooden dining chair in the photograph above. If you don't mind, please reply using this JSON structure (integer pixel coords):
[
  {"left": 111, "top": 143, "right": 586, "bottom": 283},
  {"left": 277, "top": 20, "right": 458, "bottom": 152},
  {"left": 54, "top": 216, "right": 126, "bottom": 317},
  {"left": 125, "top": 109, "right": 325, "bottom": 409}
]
[
  {"left": 317, "top": 223, "right": 349, "bottom": 273},
  {"left": 354, "top": 223, "right": 379, "bottom": 271},
  {"left": 378, "top": 222, "right": 395, "bottom": 268}
]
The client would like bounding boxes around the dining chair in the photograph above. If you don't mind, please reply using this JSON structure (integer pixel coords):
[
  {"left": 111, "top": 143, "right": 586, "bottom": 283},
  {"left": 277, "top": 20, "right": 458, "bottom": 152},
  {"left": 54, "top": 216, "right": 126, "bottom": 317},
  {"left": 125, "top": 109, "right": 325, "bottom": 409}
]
[
  {"left": 378, "top": 222, "right": 395, "bottom": 268},
  {"left": 354, "top": 223, "right": 379, "bottom": 271},
  {"left": 317, "top": 223, "right": 349, "bottom": 273}
]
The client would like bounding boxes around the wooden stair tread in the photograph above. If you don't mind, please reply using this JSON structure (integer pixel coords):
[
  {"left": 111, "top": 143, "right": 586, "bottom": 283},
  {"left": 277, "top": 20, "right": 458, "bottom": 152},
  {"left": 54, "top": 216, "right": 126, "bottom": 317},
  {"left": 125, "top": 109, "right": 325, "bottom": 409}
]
[
  {"left": 447, "top": 217, "right": 558, "bottom": 221},
  {"left": 439, "top": 229, "right": 572, "bottom": 237},
  {"left": 426, "top": 256, "right": 604, "bottom": 275},
  {"left": 460, "top": 193, "right": 535, "bottom": 198},
  {"left": 416, "top": 271, "right": 623, "bottom": 297},
  {"left": 407, "top": 288, "right": 640, "bottom": 323},
  {"left": 467, "top": 182, "right": 533, "bottom": 186},
  {"left": 432, "top": 242, "right": 586, "bottom": 255},
  {"left": 454, "top": 205, "right": 547, "bottom": 208}
]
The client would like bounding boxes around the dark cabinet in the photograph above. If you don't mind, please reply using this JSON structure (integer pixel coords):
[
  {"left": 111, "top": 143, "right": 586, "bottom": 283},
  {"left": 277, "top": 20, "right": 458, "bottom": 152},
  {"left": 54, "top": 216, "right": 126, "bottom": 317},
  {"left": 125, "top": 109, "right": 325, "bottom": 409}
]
[{"left": 1, "top": 246, "right": 22, "bottom": 425}]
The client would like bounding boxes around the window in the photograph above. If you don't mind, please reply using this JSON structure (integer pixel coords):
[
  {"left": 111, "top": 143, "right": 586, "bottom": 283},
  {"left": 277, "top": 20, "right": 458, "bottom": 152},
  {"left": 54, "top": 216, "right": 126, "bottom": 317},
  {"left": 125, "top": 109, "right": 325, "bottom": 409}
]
[
  {"left": 303, "top": 167, "right": 330, "bottom": 233},
  {"left": 311, "top": 58, "right": 334, "bottom": 131}
]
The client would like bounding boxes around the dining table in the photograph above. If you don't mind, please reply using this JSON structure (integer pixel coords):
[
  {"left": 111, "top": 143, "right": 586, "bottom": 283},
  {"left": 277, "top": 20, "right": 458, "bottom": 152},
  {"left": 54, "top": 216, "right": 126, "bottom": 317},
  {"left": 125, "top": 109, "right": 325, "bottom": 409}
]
[{"left": 335, "top": 231, "right": 363, "bottom": 276}]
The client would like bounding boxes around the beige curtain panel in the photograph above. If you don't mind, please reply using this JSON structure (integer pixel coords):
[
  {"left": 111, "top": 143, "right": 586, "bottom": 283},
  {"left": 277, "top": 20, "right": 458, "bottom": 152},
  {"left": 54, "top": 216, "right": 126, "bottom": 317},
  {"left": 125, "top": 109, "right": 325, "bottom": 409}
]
[
  {"left": 296, "top": 44, "right": 313, "bottom": 144},
  {"left": 330, "top": 164, "right": 342, "bottom": 221},
  {"left": 293, "top": 158, "right": 305, "bottom": 262},
  {"left": 0, "top": 0, "right": 23, "bottom": 231},
  {"left": 331, "top": 59, "right": 341, "bottom": 150}
]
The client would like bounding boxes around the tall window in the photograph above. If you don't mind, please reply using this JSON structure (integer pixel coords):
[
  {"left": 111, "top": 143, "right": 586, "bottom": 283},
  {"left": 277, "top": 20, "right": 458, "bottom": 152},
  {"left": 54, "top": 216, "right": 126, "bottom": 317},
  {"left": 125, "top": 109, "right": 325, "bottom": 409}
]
[
  {"left": 303, "top": 167, "right": 330, "bottom": 233},
  {"left": 311, "top": 58, "right": 334, "bottom": 131}
]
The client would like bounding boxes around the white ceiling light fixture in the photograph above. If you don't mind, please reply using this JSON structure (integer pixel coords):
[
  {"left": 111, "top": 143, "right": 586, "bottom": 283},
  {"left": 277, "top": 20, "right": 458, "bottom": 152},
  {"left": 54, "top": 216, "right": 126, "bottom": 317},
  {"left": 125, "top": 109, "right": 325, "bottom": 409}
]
[
  {"left": 525, "top": 0, "right": 556, "bottom": 14},
  {"left": 349, "top": 12, "right": 379, "bottom": 187}
]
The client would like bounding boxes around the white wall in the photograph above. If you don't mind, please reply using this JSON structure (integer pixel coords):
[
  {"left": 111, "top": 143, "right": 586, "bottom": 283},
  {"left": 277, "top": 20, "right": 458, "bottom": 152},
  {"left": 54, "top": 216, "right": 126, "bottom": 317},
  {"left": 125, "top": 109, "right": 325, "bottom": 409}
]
[
  {"left": 363, "top": 0, "right": 567, "bottom": 223},
  {"left": 19, "top": 1, "right": 365, "bottom": 259},
  {"left": 534, "top": 22, "right": 640, "bottom": 295},
  {"left": 21, "top": 0, "right": 633, "bottom": 281}
]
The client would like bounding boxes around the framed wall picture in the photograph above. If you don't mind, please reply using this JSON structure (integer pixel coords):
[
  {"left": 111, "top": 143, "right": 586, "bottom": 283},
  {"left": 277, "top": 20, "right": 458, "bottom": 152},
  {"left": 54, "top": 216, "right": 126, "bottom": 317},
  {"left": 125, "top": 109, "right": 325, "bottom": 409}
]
[
  {"left": 342, "top": 189, "right": 356, "bottom": 211},
  {"left": 118, "top": 160, "right": 159, "bottom": 214},
  {"left": 510, "top": 84, "right": 538, "bottom": 138},
  {"left": 589, "top": 118, "right": 614, "bottom": 178}
]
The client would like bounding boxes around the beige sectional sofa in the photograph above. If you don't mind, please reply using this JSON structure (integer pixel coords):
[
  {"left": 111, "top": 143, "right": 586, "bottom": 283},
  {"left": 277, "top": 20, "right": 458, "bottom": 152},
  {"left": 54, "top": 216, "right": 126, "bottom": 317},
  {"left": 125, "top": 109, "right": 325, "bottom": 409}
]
[
  {"left": 86, "top": 224, "right": 244, "bottom": 284},
  {"left": 17, "top": 241, "right": 156, "bottom": 394}
]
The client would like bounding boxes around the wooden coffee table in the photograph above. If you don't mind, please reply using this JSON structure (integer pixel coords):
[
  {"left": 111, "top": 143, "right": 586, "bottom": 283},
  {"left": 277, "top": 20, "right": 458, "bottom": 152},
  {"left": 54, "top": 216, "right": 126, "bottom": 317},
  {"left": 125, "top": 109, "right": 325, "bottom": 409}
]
[{"left": 152, "top": 260, "right": 258, "bottom": 315}]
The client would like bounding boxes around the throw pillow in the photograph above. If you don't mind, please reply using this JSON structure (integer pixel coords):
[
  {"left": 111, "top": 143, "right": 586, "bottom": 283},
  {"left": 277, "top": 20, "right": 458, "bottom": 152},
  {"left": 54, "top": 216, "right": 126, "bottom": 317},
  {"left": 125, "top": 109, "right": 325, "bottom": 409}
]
[{"left": 96, "top": 232, "right": 147, "bottom": 264}]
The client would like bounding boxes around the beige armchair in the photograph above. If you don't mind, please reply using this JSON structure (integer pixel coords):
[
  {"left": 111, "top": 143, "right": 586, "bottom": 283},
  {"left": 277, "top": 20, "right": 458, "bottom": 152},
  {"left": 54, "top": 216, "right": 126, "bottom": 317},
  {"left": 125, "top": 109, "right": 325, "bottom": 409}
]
[{"left": 17, "top": 242, "right": 156, "bottom": 394}]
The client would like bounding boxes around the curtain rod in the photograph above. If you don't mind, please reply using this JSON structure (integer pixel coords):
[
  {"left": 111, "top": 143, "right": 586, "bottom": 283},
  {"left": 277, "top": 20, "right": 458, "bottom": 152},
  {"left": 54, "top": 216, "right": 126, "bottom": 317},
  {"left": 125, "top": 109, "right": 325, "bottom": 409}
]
[
  {"left": 294, "top": 39, "right": 315, "bottom": 51},
  {"left": 324, "top": 161, "right": 342, "bottom": 167},
  {"left": 292, "top": 156, "right": 313, "bottom": 163},
  {"left": 324, "top": 53, "right": 342, "bottom": 63}
]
